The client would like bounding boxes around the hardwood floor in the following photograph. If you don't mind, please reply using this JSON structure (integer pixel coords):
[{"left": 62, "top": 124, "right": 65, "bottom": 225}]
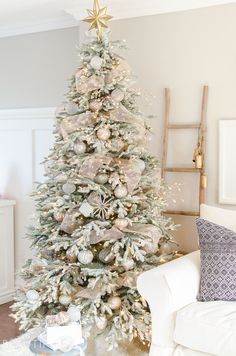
[{"left": 0, "top": 302, "right": 21, "bottom": 343}]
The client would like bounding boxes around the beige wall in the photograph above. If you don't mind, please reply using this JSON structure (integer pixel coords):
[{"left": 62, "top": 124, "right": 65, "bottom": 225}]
[
  {"left": 1, "top": 3, "right": 236, "bottom": 253},
  {"left": 110, "top": 3, "right": 236, "bottom": 252}
]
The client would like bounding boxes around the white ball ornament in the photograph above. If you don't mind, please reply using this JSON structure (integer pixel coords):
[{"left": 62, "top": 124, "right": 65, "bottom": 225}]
[
  {"left": 66, "top": 102, "right": 78, "bottom": 115},
  {"left": 26, "top": 290, "right": 40, "bottom": 304},
  {"left": 56, "top": 173, "right": 67, "bottom": 183},
  {"left": 59, "top": 295, "right": 72, "bottom": 306},
  {"left": 108, "top": 296, "right": 122, "bottom": 310},
  {"left": 74, "top": 141, "right": 86, "bottom": 154},
  {"left": 67, "top": 305, "right": 81, "bottom": 322},
  {"left": 90, "top": 56, "right": 103, "bottom": 70},
  {"left": 136, "top": 159, "right": 146, "bottom": 172},
  {"left": 54, "top": 211, "right": 65, "bottom": 222},
  {"left": 122, "top": 259, "right": 135, "bottom": 271},
  {"left": 96, "top": 316, "right": 107, "bottom": 330},
  {"left": 56, "top": 197, "right": 65, "bottom": 207},
  {"left": 62, "top": 183, "right": 76, "bottom": 195},
  {"left": 114, "top": 218, "right": 128, "bottom": 230},
  {"left": 114, "top": 185, "right": 128, "bottom": 199},
  {"left": 77, "top": 250, "right": 94, "bottom": 264},
  {"left": 111, "top": 88, "right": 125, "bottom": 102},
  {"left": 97, "top": 127, "right": 111, "bottom": 141},
  {"left": 94, "top": 173, "right": 109, "bottom": 184}
]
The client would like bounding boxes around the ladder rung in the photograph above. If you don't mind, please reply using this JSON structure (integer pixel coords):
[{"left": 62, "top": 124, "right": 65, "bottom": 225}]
[
  {"left": 168, "top": 124, "right": 200, "bottom": 129},
  {"left": 164, "top": 167, "right": 200, "bottom": 173},
  {"left": 165, "top": 210, "right": 200, "bottom": 216}
]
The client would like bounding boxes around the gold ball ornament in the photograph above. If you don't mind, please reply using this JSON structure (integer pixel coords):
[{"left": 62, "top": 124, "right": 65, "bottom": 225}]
[
  {"left": 107, "top": 296, "right": 122, "bottom": 310},
  {"left": 53, "top": 211, "right": 65, "bottom": 222},
  {"left": 97, "top": 127, "right": 111, "bottom": 141},
  {"left": 77, "top": 250, "right": 94, "bottom": 264},
  {"left": 74, "top": 141, "right": 87, "bottom": 154},
  {"left": 114, "top": 218, "right": 128, "bottom": 230},
  {"left": 94, "top": 173, "right": 109, "bottom": 184},
  {"left": 59, "top": 295, "right": 72, "bottom": 306},
  {"left": 114, "top": 185, "right": 128, "bottom": 199}
]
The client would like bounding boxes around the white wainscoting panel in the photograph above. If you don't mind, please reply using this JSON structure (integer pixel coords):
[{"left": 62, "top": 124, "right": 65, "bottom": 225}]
[
  {"left": 0, "top": 108, "right": 55, "bottom": 279},
  {"left": 219, "top": 119, "right": 236, "bottom": 204}
]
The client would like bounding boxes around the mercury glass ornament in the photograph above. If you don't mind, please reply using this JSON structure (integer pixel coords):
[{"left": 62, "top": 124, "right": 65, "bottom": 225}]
[
  {"left": 77, "top": 250, "right": 94, "bottom": 264},
  {"left": 96, "top": 316, "right": 107, "bottom": 330},
  {"left": 67, "top": 305, "right": 81, "bottom": 322},
  {"left": 114, "top": 218, "right": 128, "bottom": 230},
  {"left": 144, "top": 242, "right": 158, "bottom": 254},
  {"left": 122, "top": 259, "right": 135, "bottom": 271},
  {"left": 94, "top": 173, "right": 109, "bottom": 184},
  {"left": 90, "top": 100, "right": 102, "bottom": 112},
  {"left": 97, "top": 127, "right": 111, "bottom": 141},
  {"left": 114, "top": 185, "right": 128, "bottom": 199},
  {"left": 66, "top": 102, "right": 78, "bottom": 115},
  {"left": 90, "top": 56, "right": 103, "bottom": 70},
  {"left": 53, "top": 211, "right": 65, "bottom": 222},
  {"left": 107, "top": 296, "right": 122, "bottom": 310},
  {"left": 62, "top": 183, "right": 76, "bottom": 195},
  {"left": 59, "top": 295, "right": 72, "bottom": 306},
  {"left": 74, "top": 141, "right": 86, "bottom": 154},
  {"left": 26, "top": 290, "right": 40, "bottom": 304},
  {"left": 111, "top": 88, "right": 125, "bottom": 102}
]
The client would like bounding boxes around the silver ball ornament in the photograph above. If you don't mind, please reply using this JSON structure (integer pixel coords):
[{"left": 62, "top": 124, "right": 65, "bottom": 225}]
[
  {"left": 26, "top": 290, "right": 40, "bottom": 304},
  {"left": 114, "top": 218, "right": 128, "bottom": 230},
  {"left": 107, "top": 296, "right": 122, "bottom": 310},
  {"left": 90, "top": 56, "right": 103, "bottom": 70},
  {"left": 67, "top": 305, "right": 81, "bottom": 322},
  {"left": 111, "top": 88, "right": 125, "bottom": 102},
  {"left": 66, "top": 102, "right": 78, "bottom": 115},
  {"left": 96, "top": 316, "right": 107, "bottom": 330},
  {"left": 74, "top": 141, "right": 86, "bottom": 154},
  {"left": 114, "top": 185, "right": 128, "bottom": 199},
  {"left": 59, "top": 295, "right": 72, "bottom": 306},
  {"left": 97, "top": 127, "right": 111, "bottom": 141},
  {"left": 62, "top": 183, "right": 76, "bottom": 195},
  {"left": 94, "top": 173, "right": 109, "bottom": 184},
  {"left": 77, "top": 250, "right": 94, "bottom": 264}
]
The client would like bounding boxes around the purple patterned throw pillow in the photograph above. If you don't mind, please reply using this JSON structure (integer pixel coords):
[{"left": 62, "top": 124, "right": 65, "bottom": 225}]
[{"left": 196, "top": 218, "right": 236, "bottom": 302}]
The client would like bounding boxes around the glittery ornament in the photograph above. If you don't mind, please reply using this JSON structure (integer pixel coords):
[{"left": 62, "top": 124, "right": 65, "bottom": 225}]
[
  {"left": 79, "top": 202, "right": 94, "bottom": 217},
  {"left": 94, "top": 173, "right": 109, "bottom": 184},
  {"left": 96, "top": 316, "right": 107, "bottom": 330},
  {"left": 62, "top": 183, "right": 76, "bottom": 195},
  {"left": 114, "top": 185, "right": 128, "bottom": 199},
  {"left": 97, "top": 127, "right": 111, "bottom": 141},
  {"left": 26, "top": 290, "right": 40, "bottom": 304},
  {"left": 74, "top": 141, "right": 86, "bottom": 154},
  {"left": 77, "top": 250, "right": 93, "bottom": 264},
  {"left": 53, "top": 211, "right": 65, "bottom": 222},
  {"left": 59, "top": 295, "right": 72, "bottom": 306},
  {"left": 66, "top": 102, "right": 78, "bottom": 115},
  {"left": 122, "top": 259, "right": 135, "bottom": 271},
  {"left": 111, "top": 88, "right": 125, "bottom": 102},
  {"left": 107, "top": 296, "right": 121, "bottom": 310},
  {"left": 114, "top": 218, "right": 128, "bottom": 230},
  {"left": 89, "top": 100, "right": 103, "bottom": 112},
  {"left": 90, "top": 56, "right": 103, "bottom": 70},
  {"left": 67, "top": 305, "right": 81, "bottom": 322},
  {"left": 88, "top": 192, "right": 113, "bottom": 220}
]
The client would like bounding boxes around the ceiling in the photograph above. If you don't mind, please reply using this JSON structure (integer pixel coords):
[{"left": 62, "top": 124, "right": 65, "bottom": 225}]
[{"left": 0, "top": 0, "right": 236, "bottom": 38}]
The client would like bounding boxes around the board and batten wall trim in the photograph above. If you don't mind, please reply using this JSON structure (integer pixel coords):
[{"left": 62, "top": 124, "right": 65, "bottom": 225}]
[{"left": 0, "top": 107, "right": 55, "bottom": 276}]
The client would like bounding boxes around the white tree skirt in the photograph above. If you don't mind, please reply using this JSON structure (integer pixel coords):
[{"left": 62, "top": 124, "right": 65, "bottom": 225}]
[{"left": 0, "top": 328, "right": 148, "bottom": 356}]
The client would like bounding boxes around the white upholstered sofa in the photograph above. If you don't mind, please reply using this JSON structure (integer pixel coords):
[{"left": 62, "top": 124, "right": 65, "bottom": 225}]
[{"left": 137, "top": 205, "right": 236, "bottom": 356}]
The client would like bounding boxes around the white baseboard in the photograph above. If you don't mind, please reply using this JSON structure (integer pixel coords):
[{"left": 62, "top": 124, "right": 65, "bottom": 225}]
[{"left": 0, "top": 290, "right": 15, "bottom": 305}]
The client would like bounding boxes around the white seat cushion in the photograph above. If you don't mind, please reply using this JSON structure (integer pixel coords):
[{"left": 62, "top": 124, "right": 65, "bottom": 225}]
[{"left": 174, "top": 301, "right": 236, "bottom": 356}]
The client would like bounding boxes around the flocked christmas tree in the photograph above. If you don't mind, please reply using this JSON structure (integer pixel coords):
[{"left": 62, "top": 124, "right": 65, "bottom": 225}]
[{"left": 12, "top": 0, "right": 176, "bottom": 349}]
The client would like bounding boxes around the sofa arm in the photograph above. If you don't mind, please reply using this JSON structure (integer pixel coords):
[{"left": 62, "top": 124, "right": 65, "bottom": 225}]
[{"left": 137, "top": 251, "right": 200, "bottom": 351}]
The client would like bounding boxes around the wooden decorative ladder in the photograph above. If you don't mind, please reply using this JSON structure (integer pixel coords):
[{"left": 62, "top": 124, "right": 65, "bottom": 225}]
[{"left": 161, "top": 86, "right": 209, "bottom": 217}]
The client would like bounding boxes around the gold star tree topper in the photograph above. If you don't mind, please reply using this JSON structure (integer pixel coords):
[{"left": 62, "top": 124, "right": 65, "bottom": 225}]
[{"left": 83, "top": 0, "right": 113, "bottom": 41}]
